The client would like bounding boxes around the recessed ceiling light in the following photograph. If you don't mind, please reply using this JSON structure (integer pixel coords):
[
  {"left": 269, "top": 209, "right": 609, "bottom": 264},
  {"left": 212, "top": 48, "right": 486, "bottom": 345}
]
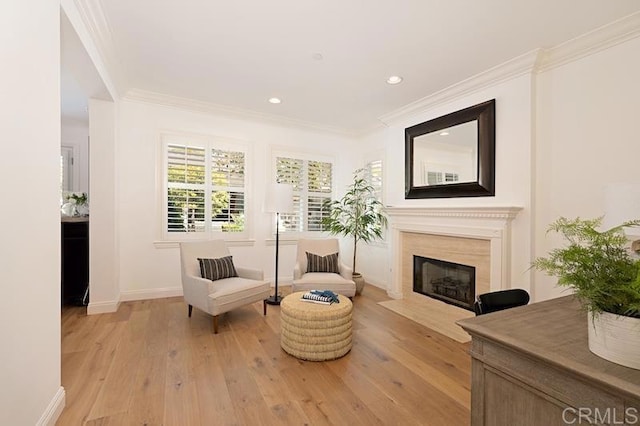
[
  {"left": 312, "top": 53, "right": 323, "bottom": 61},
  {"left": 386, "top": 75, "right": 403, "bottom": 85},
  {"left": 439, "top": 131, "right": 450, "bottom": 136},
  {"left": 268, "top": 97, "right": 281, "bottom": 104}
]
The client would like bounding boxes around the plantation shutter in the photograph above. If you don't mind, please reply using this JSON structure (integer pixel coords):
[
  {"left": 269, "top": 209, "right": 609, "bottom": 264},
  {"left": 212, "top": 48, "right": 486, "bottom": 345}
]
[
  {"left": 364, "top": 160, "right": 383, "bottom": 202},
  {"left": 276, "top": 157, "right": 303, "bottom": 232},
  {"left": 445, "top": 172, "right": 459, "bottom": 183},
  {"left": 164, "top": 139, "right": 247, "bottom": 237},
  {"left": 427, "top": 171, "right": 442, "bottom": 185},
  {"left": 307, "top": 160, "right": 332, "bottom": 231},
  {"left": 274, "top": 155, "right": 333, "bottom": 232},
  {"left": 211, "top": 149, "right": 245, "bottom": 232},
  {"left": 167, "top": 144, "right": 206, "bottom": 233}
]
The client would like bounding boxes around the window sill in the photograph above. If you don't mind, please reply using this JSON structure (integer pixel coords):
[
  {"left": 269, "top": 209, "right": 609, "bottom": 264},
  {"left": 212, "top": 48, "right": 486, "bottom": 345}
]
[
  {"left": 265, "top": 238, "right": 300, "bottom": 247},
  {"left": 153, "top": 239, "right": 256, "bottom": 249}
]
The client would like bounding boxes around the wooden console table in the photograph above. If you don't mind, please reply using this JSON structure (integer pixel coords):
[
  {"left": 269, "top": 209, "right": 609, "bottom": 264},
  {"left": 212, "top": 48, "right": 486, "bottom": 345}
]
[{"left": 457, "top": 296, "right": 640, "bottom": 425}]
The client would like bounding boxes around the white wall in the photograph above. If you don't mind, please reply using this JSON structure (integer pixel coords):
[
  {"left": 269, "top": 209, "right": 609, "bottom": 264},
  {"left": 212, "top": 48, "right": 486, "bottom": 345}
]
[
  {"left": 533, "top": 36, "right": 640, "bottom": 301},
  {"left": 89, "top": 99, "right": 120, "bottom": 313},
  {"left": 358, "top": 74, "right": 535, "bottom": 294},
  {"left": 61, "top": 118, "right": 89, "bottom": 193},
  {"left": 357, "top": 34, "right": 640, "bottom": 303},
  {"left": 116, "top": 100, "right": 358, "bottom": 298},
  {"left": 0, "top": 2, "right": 64, "bottom": 424}
]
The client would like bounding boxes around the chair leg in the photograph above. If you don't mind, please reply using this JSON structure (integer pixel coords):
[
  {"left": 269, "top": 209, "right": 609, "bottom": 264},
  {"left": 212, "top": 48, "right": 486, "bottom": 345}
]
[
  {"left": 188, "top": 304, "right": 193, "bottom": 317},
  {"left": 213, "top": 315, "right": 219, "bottom": 334},
  {"left": 263, "top": 300, "right": 267, "bottom": 316}
]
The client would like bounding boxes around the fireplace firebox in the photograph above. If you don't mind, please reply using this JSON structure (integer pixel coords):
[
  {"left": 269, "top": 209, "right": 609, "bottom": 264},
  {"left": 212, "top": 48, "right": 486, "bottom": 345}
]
[{"left": 413, "top": 255, "right": 476, "bottom": 311}]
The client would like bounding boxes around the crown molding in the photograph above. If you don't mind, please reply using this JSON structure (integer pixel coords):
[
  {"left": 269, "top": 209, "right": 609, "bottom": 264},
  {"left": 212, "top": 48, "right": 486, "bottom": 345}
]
[
  {"left": 67, "top": 0, "right": 123, "bottom": 97},
  {"left": 377, "top": 11, "right": 640, "bottom": 129},
  {"left": 123, "top": 89, "right": 357, "bottom": 137},
  {"left": 377, "top": 50, "right": 542, "bottom": 128},
  {"left": 538, "top": 11, "right": 640, "bottom": 73}
]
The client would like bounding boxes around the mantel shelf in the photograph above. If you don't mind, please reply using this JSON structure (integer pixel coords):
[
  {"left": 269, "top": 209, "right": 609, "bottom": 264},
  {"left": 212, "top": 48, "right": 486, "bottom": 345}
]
[{"left": 384, "top": 206, "right": 523, "bottom": 221}]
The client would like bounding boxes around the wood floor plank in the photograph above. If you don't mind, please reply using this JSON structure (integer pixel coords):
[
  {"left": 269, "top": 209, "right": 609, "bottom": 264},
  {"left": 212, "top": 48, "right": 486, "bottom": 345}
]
[
  {"left": 59, "top": 285, "right": 471, "bottom": 425},
  {"left": 122, "top": 353, "right": 167, "bottom": 426},
  {"left": 359, "top": 324, "right": 471, "bottom": 409},
  {"left": 192, "top": 349, "right": 241, "bottom": 425},
  {"left": 350, "top": 333, "right": 469, "bottom": 425},
  {"left": 57, "top": 321, "right": 126, "bottom": 425},
  {"left": 164, "top": 299, "right": 202, "bottom": 426},
  {"left": 325, "top": 355, "right": 424, "bottom": 426},
  {"left": 83, "top": 412, "right": 127, "bottom": 425},
  {"left": 87, "top": 309, "right": 150, "bottom": 420}
]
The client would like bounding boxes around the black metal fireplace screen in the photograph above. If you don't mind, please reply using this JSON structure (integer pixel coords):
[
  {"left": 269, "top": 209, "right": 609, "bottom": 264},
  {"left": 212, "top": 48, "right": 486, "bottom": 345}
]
[{"left": 413, "top": 255, "right": 476, "bottom": 311}]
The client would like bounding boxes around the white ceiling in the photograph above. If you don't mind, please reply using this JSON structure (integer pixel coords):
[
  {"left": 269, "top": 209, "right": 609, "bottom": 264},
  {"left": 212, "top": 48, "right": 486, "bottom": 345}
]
[
  {"left": 61, "top": 12, "right": 111, "bottom": 124},
  {"left": 96, "top": 0, "right": 640, "bottom": 133}
]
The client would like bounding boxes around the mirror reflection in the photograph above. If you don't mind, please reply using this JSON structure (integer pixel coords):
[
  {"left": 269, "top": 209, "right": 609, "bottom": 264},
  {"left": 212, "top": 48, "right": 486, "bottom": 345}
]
[{"left": 412, "top": 120, "right": 477, "bottom": 187}]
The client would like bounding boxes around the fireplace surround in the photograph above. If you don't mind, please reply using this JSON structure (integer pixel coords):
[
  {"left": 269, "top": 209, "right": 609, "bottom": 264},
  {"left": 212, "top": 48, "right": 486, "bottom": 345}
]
[{"left": 386, "top": 206, "right": 522, "bottom": 303}]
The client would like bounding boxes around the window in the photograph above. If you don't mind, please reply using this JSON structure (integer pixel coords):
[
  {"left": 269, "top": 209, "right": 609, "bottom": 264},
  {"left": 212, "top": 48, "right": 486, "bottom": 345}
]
[
  {"left": 427, "top": 170, "right": 459, "bottom": 185},
  {"left": 364, "top": 158, "right": 386, "bottom": 243},
  {"left": 363, "top": 159, "right": 383, "bottom": 203},
  {"left": 274, "top": 154, "right": 333, "bottom": 232},
  {"left": 163, "top": 135, "right": 246, "bottom": 238},
  {"left": 60, "top": 146, "right": 73, "bottom": 194}
]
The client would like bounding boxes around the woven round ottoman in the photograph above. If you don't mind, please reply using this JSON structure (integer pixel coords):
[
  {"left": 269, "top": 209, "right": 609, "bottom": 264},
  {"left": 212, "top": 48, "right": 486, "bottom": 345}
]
[{"left": 280, "top": 291, "right": 353, "bottom": 361}]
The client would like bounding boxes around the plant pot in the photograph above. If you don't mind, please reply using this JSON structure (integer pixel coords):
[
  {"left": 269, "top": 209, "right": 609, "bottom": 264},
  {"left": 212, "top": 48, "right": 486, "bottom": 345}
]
[
  {"left": 353, "top": 272, "right": 365, "bottom": 295},
  {"left": 588, "top": 311, "right": 640, "bottom": 370}
]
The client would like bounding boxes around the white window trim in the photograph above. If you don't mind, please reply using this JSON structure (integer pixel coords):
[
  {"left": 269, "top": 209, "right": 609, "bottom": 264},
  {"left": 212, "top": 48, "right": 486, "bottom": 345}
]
[
  {"left": 270, "top": 147, "right": 335, "bottom": 239},
  {"left": 362, "top": 148, "right": 386, "bottom": 205},
  {"left": 157, "top": 131, "right": 253, "bottom": 243},
  {"left": 60, "top": 145, "right": 74, "bottom": 193},
  {"left": 362, "top": 152, "right": 388, "bottom": 248}
]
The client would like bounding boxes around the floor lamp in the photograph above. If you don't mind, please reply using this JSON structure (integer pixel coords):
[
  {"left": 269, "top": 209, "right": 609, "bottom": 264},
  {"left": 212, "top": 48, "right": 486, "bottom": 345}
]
[{"left": 264, "top": 183, "right": 293, "bottom": 305}]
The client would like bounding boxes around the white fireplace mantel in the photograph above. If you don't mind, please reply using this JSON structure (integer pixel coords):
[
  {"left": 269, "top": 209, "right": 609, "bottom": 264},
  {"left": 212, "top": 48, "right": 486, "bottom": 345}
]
[
  {"left": 385, "top": 206, "right": 522, "bottom": 221},
  {"left": 385, "top": 206, "right": 523, "bottom": 299}
]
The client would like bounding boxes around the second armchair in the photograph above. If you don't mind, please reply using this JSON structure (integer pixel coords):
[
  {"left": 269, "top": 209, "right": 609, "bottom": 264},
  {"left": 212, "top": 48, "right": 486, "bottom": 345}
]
[{"left": 291, "top": 238, "right": 356, "bottom": 297}]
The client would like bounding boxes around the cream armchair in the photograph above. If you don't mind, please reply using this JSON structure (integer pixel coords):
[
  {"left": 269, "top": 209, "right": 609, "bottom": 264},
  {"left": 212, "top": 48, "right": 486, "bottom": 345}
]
[
  {"left": 179, "top": 240, "right": 270, "bottom": 333},
  {"left": 291, "top": 238, "right": 356, "bottom": 297}
]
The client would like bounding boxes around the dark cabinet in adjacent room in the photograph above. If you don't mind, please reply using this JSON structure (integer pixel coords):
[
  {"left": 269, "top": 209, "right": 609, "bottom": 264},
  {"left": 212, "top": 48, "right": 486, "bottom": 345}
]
[{"left": 61, "top": 219, "right": 89, "bottom": 306}]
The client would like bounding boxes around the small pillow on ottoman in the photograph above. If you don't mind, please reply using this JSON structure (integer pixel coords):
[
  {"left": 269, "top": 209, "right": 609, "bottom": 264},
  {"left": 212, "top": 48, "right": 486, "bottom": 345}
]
[
  {"left": 198, "top": 256, "right": 238, "bottom": 281},
  {"left": 306, "top": 252, "right": 340, "bottom": 273}
]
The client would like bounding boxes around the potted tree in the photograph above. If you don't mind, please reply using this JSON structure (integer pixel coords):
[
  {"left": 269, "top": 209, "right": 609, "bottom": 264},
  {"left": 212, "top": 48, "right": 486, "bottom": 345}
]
[
  {"left": 534, "top": 217, "right": 640, "bottom": 369},
  {"left": 322, "top": 168, "right": 387, "bottom": 294}
]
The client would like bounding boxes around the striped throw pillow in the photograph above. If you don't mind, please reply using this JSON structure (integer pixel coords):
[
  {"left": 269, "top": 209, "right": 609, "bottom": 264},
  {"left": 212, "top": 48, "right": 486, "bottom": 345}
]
[
  {"left": 198, "top": 256, "right": 238, "bottom": 281},
  {"left": 306, "top": 252, "right": 340, "bottom": 273}
]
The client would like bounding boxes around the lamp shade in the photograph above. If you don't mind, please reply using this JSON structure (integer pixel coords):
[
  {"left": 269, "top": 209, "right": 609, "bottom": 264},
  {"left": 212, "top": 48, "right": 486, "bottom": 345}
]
[
  {"left": 604, "top": 183, "right": 640, "bottom": 237},
  {"left": 264, "top": 183, "right": 294, "bottom": 213}
]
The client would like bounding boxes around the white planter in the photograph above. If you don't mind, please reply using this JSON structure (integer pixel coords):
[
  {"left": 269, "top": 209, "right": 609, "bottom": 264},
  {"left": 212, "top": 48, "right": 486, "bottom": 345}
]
[{"left": 588, "top": 311, "right": 640, "bottom": 370}]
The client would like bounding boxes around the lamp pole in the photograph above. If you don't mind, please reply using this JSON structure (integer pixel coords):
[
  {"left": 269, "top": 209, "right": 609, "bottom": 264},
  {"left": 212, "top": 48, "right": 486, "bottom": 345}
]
[
  {"left": 264, "top": 183, "right": 292, "bottom": 305},
  {"left": 266, "top": 211, "right": 282, "bottom": 305}
]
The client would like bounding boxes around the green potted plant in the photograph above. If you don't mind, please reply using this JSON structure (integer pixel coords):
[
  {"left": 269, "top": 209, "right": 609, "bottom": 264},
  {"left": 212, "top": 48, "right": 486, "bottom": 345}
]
[
  {"left": 534, "top": 216, "right": 640, "bottom": 369},
  {"left": 322, "top": 168, "right": 387, "bottom": 294}
]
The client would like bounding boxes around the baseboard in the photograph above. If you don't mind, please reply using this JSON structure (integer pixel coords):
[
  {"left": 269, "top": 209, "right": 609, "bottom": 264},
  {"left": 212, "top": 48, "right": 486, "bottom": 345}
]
[
  {"left": 87, "top": 298, "right": 120, "bottom": 315},
  {"left": 36, "top": 386, "right": 65, "bottom": 426},
  {"left": 363, "top": 278, "right": 387, "bottom": 291},
  {"left": 270, "top": 278, "right": 292, "bottom": 288},
  {"left": 120, "top": 286, "right": 183, "bottom": 302},
  {"left": 387, "top": 289, "right": 403, "bottom": 299}
]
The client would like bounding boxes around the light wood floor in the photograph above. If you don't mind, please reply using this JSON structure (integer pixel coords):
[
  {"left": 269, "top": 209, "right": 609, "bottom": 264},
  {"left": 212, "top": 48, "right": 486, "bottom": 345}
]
[{"left": 59, "top": 286, "right": 471, "bottom": 425}]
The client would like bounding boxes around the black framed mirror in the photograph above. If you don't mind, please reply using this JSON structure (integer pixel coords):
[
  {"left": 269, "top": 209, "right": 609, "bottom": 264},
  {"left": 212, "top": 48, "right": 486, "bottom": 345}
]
[{"left": 405, "top": 99, "right": 495, "bottom": 199}]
